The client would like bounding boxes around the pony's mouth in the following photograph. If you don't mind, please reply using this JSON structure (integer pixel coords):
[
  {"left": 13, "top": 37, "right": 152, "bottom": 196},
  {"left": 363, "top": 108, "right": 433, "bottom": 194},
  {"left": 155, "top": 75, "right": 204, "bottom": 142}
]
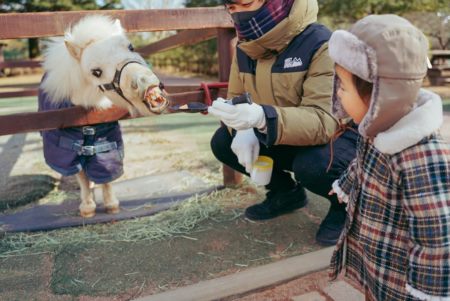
[{"left": 143, "top": 85, "right": 170, "bottom": 114}]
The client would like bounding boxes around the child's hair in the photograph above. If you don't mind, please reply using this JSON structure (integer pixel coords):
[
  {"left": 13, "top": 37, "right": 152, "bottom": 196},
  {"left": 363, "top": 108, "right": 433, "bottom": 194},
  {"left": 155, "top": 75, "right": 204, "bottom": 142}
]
[
  {"left": 353, "top": 75, "right": 373, "bottom": 104},
  {"left": 223, "top": 0, "right": 237, "bottom": 4}
]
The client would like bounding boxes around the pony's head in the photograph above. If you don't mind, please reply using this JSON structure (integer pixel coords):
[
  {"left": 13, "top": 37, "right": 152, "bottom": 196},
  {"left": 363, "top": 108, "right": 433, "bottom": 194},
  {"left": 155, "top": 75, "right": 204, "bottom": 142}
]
[{"left": 41, "top": 15, "right": 169, "bottom": 116}]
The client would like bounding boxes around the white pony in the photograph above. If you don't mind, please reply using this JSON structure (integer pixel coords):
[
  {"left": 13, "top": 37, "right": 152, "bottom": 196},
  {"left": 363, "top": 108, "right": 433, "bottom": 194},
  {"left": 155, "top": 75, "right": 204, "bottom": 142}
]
[{"left": 39, "top": 15, "right": 169, "bottom": 218}]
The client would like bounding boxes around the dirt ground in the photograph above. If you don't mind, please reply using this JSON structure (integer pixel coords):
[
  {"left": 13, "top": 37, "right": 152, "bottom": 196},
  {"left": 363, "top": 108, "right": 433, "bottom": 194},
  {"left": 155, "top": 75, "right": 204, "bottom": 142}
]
[
  {"left": 0, "top": 73, "right": 449, "bottom": 301},
  {"left": 0, "top": 72, "right": 330, "bottom": 301}
]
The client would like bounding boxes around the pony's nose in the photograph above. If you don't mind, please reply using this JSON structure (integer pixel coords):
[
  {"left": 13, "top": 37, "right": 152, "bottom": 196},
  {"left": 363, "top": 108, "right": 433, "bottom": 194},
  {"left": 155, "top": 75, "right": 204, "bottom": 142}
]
[{"left": 134, "top": 73, "right": 159, "bottom": 91}]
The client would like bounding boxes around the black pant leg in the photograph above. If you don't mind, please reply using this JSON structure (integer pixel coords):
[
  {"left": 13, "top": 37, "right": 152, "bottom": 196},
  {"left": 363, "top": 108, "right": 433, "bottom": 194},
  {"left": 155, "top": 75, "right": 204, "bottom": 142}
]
[
  {"left": 292, "top": 129, "right": 358, "bottom": 207},
  {"left": 210, "top": 126, "right": 296, "bottom": 191}
]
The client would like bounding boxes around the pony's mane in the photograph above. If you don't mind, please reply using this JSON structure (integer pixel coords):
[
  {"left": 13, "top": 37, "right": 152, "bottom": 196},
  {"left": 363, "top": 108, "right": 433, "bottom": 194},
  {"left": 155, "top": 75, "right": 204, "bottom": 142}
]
[{"left": 41, "top": 15, "right": 123, "bottom": 107}]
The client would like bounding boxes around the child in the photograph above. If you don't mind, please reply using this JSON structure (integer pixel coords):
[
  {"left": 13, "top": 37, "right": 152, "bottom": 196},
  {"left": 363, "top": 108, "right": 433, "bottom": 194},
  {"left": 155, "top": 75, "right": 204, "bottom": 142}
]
[{"left": 327, "top": 15, "right": 450, "bottom": 300}]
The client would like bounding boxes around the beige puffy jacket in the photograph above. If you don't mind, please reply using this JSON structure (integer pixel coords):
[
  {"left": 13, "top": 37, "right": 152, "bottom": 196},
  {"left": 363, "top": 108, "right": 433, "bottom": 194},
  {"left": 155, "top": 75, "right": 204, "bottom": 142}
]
[{"left": 227, "top": 0, "right": 338, "bottom": 146}]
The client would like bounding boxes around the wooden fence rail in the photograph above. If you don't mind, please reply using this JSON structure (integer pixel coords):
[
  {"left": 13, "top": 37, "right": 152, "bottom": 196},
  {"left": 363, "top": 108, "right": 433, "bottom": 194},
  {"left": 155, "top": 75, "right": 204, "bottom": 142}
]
[
  {"left": 136, "top": 28, "right": 218, "bottom": 56},
  {"left": 0, "top": 8, "right": 240, "bottom": 185},
  {"left": 0, "top": 89, "right": 227, "bottom": 136},
  {"left": 0, "top": 8, "right": 233, "bottom": 39}
]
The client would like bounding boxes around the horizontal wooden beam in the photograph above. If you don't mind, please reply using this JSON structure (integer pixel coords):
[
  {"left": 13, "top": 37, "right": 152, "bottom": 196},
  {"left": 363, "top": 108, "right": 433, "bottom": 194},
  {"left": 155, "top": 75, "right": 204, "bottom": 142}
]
[
  {"left": 0, "top": 90, "right": 39, "bottom": 98},
  {"left": 0, "top": 8, "right": 233, "bottom": 39},
  {"left": 0, "top": 84, "right": 205, "bottom": 99},
  {"left": 0, "top": 60, "right": 42, "bottom": 69},
  {"left": 0, "top": 89, "right": 227, "bottom": 136},
  {"left": 137, "top": 28, "right": 218, "bottom": 56}
]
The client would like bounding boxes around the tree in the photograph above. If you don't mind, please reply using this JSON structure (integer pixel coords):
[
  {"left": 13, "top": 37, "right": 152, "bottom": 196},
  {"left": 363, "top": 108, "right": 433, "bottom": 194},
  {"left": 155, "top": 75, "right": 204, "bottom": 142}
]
[
  {"left": 184, "top": 0, "right": 223, "bottom": 7},
  {"left": 122, "top": 0, "right": 184, "bottom": 42},
  {"left": 0, "top": 0, "right": 120, "bottom": 13},
  {"left": 406, "top": 11, "right": 450, "bottom": 50},
  {"left": 0, "top": 0, "right": 122, "bottom": 59},
  {"left": 318, "top": 0, "right": 449, "bottom": 23},
  {"left": 317, "top": 0, "right": 449, "bottom": 50}
]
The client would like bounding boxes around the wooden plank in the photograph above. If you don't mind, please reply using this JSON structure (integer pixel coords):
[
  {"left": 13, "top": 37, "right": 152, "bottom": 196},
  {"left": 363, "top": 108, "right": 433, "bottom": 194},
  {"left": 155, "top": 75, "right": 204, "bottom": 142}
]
[
  {"left": 0, "top": 60, "right": 42, "bottom": 69},
  {"left": 0, "top": 90, "right": 228, "bottom": 136},
  {"left": 163, "top": 84, "right": 202, "bottom": 94},
  {"left": 217, "top": 28, "right": 241, "bottom": 187},
  {"left": 217, "top": 28, "right": 236, "bottom": 83},
  {"left": 0, "top": 90, "right": 39, "bottom": 98},
  {"left": 137, "top": 28, "right": 217, "bottom": 56},
  {"left": 0, "top": 8, "right": 233, "bottom": 39},
  {"left": 0, "top": 106, "right": 128, "bottom": 136},
  {"left": 0, "top": 85, "right": 218, "bottom": 99}
]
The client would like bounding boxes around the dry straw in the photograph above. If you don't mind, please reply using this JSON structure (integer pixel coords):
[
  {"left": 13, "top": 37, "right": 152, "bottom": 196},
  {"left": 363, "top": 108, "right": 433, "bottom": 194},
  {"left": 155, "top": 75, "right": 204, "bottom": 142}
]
[{"left": 0, "top": 188, "right": 246, "bottom": 259}]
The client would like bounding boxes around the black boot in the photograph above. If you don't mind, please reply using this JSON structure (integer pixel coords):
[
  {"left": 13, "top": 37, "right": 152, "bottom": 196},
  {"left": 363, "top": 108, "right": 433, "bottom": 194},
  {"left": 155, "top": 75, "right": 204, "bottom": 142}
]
[
  {"left": 315, "top": 204, "right": 346, "bottom": 246},
  {"left": 244, "top": 186, "right": 309, "bottom": 220}
]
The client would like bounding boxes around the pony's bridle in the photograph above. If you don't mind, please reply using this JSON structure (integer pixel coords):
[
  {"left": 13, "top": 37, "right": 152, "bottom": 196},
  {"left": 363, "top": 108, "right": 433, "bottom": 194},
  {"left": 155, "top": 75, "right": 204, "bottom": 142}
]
[
  {"left": 97, "top": 60, "right": 167, "bottom": 114},
  {"left": 98, "top": 60, "right": 142, "bottom": 108}
]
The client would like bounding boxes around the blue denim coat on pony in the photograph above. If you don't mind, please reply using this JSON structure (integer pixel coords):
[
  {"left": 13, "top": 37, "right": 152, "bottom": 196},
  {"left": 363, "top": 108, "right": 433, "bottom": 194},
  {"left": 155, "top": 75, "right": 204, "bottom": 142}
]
[{"left": 38, "top": 85, "right": 124, "bottom": 184}]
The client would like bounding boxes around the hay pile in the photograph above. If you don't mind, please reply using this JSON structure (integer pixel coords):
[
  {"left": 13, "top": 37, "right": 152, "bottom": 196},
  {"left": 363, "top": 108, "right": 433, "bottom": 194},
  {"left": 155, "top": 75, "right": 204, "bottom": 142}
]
[{"left": 0, "top": 187, "right": 259, "bottom": 259}]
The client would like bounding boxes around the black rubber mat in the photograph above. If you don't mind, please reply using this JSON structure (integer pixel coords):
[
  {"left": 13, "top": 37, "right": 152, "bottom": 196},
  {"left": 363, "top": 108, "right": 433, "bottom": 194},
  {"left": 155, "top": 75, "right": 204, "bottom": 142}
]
[
  {"left": 0, "top": 187, "right": 220, "bottom": 233},
  {"left": 0, "top": 171, "right": 221, "bottom": 233}
]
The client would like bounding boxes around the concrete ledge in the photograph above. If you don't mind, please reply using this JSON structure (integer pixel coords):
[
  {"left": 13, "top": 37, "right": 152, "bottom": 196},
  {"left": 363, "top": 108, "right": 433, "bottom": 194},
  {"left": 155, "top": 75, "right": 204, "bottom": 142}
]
[{"left": 133, "top": 247, "right": 334, "bottom": 301}]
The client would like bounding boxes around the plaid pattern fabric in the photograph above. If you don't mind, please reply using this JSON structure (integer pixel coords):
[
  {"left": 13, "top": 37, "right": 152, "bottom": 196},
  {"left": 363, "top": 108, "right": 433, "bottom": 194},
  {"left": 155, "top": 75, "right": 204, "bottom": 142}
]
[
  {"left": 234, "top": 0, "right": 295, "bottom": 41},
  {"left": 329, "top": 134, "right": 450, "bottom": 300}
]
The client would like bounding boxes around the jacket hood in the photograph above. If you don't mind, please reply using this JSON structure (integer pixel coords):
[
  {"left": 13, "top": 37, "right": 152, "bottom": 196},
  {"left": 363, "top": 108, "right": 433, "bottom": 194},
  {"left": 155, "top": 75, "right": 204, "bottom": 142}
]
[
  {"left": 328, "top": 14, "right": 429, "bottom": 138},
  {"left": 373, "top": 89, "right": 443, "bottom": 154},
  {"left": 237, "top": 0, "right": 318, "bottom": 59}
]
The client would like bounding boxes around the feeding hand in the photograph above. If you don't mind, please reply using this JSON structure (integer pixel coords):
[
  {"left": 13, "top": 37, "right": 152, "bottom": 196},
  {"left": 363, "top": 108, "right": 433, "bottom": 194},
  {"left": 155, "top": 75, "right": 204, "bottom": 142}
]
[{"left": 208, "top": 97, "right": 266, "bottom": 131}]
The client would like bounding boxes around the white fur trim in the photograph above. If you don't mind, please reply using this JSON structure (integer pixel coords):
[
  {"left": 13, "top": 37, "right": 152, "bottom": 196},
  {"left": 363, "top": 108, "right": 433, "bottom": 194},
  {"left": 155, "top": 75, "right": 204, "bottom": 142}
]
[
  {"left": 374, "top": 89, "right": 443, "bottom": 154},
  {"left": 332, "top": 180, "right": 349, "bottom": 207},
  {"left": 328, "top": 30, "right": 374, "bottom": 81},
  {"left": 406, "top": 284, "right": 450, "bottom": 301}
]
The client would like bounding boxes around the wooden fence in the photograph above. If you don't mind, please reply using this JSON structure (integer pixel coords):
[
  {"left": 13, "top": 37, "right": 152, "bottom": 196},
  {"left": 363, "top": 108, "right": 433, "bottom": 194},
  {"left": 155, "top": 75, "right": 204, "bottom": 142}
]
[{"left": 0, "top": 8, "right": 241, "bottom": 186}]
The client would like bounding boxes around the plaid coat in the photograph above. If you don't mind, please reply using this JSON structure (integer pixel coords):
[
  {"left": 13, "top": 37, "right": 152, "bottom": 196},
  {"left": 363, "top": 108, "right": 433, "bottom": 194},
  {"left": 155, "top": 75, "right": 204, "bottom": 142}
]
[{"left": 329, "top": 91, "right": 450, "bottom": 300}]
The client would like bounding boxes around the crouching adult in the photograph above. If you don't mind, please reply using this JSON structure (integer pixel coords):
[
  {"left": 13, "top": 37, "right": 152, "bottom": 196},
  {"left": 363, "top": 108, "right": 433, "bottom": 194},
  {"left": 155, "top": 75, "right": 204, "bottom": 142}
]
[{"left": 208, "top": 0, "right": 358, "bottom": 245}]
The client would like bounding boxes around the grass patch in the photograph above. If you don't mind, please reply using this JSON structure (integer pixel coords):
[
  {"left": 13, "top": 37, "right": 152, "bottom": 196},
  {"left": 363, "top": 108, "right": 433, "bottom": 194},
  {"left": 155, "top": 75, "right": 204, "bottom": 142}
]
[
  {"left": 0, "top": 175, "right": 56, "bottom": 211},
  {"left": 0, "top": 188, "right": 245, "bottom": 259},
  {"left": 0, "top": 96, "right": 37, "bottom": 115},
  {"left": 443, "top": 98, "right": 450, "bottom": 112},
  {"left": 0, "top": 96, "right": 36, "bottom": 108}
]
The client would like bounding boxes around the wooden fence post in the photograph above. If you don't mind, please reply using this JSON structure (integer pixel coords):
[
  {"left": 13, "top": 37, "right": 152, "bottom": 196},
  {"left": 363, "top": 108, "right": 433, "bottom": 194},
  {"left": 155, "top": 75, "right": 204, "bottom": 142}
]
[
  {"left": 217, "top": 28, "right": 242, "bottom": 187},
  {"left": 0, "top": 43, "right": 6, "bottom": 76}
]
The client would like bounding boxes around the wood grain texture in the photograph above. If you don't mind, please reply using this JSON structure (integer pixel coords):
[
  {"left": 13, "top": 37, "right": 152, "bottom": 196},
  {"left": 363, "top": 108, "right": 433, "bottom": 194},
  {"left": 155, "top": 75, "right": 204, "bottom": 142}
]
[{"left": 0, "top": 8, "right": 233, "bottom": 39}]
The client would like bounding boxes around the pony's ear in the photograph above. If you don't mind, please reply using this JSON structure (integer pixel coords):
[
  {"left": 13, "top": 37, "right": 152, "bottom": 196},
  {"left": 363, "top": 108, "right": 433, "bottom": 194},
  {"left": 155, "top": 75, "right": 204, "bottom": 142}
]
[
  {"left": 113, "top": 19, "right": 124, "bottom": 35},
  {"left": 64, "top": 35, "right": 82, "bottom": 60}
]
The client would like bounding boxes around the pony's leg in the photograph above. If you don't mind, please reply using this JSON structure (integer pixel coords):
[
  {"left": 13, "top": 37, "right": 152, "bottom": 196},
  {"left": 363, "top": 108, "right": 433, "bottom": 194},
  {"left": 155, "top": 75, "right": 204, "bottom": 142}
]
[
  {"left": 102, "top": 182, "right": 120, "bottom": 214},
  {"left": 75, "top": 170, "right": 96, "bottom": 218}
]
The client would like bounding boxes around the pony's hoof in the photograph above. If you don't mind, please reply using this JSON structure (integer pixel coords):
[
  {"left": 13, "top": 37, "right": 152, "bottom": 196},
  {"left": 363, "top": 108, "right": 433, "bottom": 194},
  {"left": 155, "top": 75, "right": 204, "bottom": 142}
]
[
  {"left": 80, "top": 202, "right": 96, "bottom": 218},
  {"left": 106, "top": 206, "right": 120, "bottom": 214},
  {"left": 80, "top": 209, "right": 96, "bottom": 218}
]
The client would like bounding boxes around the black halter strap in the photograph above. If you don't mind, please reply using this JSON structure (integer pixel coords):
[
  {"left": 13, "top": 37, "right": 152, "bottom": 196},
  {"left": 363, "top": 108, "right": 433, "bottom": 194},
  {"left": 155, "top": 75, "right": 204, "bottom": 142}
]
[{"left": 98, "top": 60, "right": 142, "bottom": 107}]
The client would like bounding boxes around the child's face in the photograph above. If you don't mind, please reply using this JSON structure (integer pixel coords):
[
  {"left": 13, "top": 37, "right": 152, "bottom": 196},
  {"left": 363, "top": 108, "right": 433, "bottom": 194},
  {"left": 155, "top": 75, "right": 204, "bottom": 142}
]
[{"left": 335, "top": 65, "right": 369, "bottom": 124}]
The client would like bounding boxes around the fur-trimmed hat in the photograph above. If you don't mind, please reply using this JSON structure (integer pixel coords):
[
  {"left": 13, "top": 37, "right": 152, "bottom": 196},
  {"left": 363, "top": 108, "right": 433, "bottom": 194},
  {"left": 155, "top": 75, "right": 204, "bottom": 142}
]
[{"left": 328, "top": 14, "right": 429, "bottom": 138}]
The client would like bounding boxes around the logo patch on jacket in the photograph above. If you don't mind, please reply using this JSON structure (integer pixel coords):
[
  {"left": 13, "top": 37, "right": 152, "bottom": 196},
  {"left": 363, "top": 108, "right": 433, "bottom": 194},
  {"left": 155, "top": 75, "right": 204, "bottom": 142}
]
[{"left": 284, "top": 57, "right": 303, "bottom": 69}]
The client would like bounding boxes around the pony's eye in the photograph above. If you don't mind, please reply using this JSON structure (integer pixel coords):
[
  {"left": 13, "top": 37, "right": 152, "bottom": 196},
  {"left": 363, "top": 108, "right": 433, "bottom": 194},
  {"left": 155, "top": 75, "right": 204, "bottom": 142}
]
[
  {"left": 91, "top": 68, "right": 102, "bottom": 78},
  {"left": 128, "top": 44, "right": 134, "bottom": 52}
]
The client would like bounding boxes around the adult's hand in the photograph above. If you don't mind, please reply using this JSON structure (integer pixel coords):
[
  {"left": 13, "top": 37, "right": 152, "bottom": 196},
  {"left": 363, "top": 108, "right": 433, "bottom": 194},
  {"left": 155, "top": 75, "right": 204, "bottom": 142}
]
[
  {"left": 208, "top": 98, "right": 266, "bottom": 131},
  {"left": 231, "top": 129, "right": 260, "bottom": 173}
]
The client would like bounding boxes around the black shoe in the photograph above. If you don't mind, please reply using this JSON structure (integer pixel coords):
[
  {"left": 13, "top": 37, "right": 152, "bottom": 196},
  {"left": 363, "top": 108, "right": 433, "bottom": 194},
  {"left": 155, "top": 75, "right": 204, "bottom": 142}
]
[
  {"left": 244, "top": 186, "right": 309, "bottom": 220},
  {"left": 315, "top": 205, "right": 346, "bottom": 246}
]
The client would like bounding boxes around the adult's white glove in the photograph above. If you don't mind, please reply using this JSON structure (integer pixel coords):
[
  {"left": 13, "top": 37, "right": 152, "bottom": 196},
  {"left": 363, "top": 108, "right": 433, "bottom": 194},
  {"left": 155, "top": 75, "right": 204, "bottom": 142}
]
[
  {"left": 208, "top": 98, "right": 266, "bottom": 131},
  {"left": 231, "top": 129, "right": 260, "bottom": 173}
]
